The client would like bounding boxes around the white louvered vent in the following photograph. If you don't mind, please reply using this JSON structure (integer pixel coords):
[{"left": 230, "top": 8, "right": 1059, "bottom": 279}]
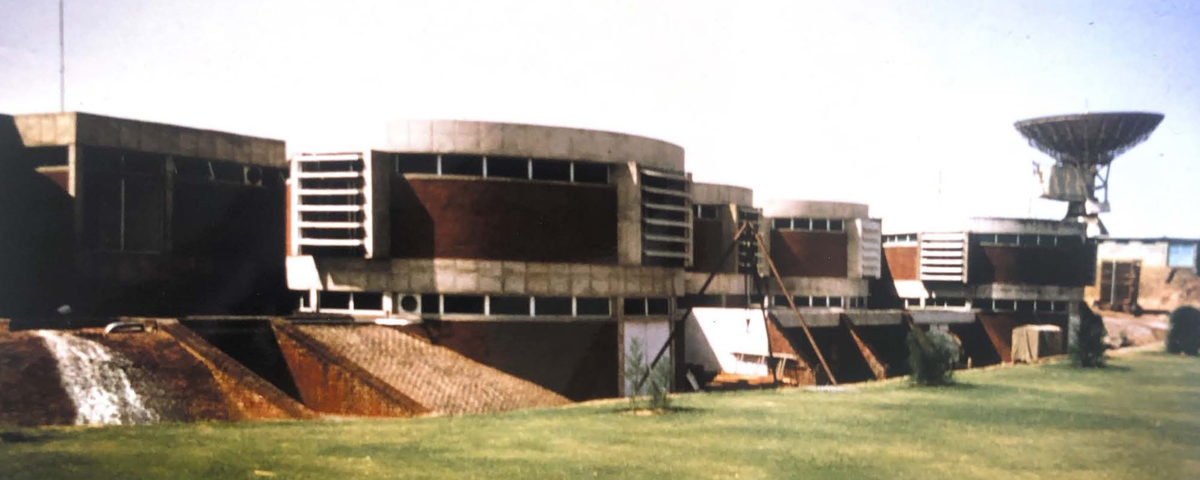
[
  {"left": 919, "top": 232, "right": 967, "bottom": 282},
  {"left": 858, "top": 218, "right": 883, "bottom": 279},
  {"left": 289, "top": 152, "right": 374, "bottom": 258},
  {"left": 639, "top": 167, "right": 691, "bottom": 268}
]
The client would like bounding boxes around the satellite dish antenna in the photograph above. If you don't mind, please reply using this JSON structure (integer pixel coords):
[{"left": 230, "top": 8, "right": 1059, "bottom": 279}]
[{"left": 1014, "top": 111, "right": 1164, "bottom": 236}]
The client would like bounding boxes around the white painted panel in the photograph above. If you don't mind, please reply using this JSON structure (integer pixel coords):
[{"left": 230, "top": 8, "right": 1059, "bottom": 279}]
[
  {"left": 623, "top": 319, "right": 671, "bottom": 396},
  {"left": 685, "top": 308, "right": 769, "bottom": 377},
  {"left": 286, "top": 255, "right": 322, "bottom": 290}
]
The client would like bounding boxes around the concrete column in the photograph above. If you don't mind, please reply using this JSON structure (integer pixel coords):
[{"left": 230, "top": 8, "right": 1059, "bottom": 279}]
[
  {"left": 368, "top": 150, "right": 392, "bottom": 259},
  {"left": 614, "top": 162, "right": 641, "bottom": 266},
  {"left": 1067, "top": 300, "right": 1081, "bottom": 348},
  {"left": 615, "top": 297, "right": 626, "bottom": 397}
]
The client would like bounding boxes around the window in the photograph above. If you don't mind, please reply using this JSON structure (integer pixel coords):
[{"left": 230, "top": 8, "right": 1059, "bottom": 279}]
[
  {"left": 694, "top": 204, "right": 719, "bottom": 220},
  {"left": 395, "top": 153, "right": 438, "bottom": 174},
  {"left": 572, "top": 162, "right": 609, "bottom": 184},
  {"left": 770, "top": 217, "right": 845, "bottom": 232},
  {"left": 531, "top": 159, "right": 571, "bottom": 181},
  {"left": 647, "top": 298, "right": 670, "bottom": 315},
  {"left": 421, "top": 294, "right": 440, "bottom": 314},
  {"left": 576, "top": 297, "right": 611, "bottom": 316},
  {"left": 624, "top": 297, "right": 671, "bottom": 316},
  {"left": 443, "top": 295, "right": 486, "bottom": 314},
  {"left": 490, "top": 296, "right": 531, "bottom": 315},
  {"left": 1168, "top": 243, "right": 1198, "bottom": 268},
  {"left": 440, "top": 154, "right": 483, "bottom": 176},
  {"left": 319, "top": 291, "right": 351, "bottom": 310},
  {"left": 534, "top": 296, "right": 573, "bottom": 316},
  {"left": 353, "top": 292, "right": 383, "bottom": 310},
  {"left": 485, "top": 156, "right": 527, "bottom": 179}
]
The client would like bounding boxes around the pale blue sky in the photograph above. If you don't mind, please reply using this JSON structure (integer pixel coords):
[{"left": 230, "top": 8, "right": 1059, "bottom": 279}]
[{"left": 2, "top": 0, "right": 1197, "bottom": 236}]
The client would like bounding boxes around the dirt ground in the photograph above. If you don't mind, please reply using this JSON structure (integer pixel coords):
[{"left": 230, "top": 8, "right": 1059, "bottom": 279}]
[{"left": 1102, "top": 311, "right": 1169, "bottom": 348}]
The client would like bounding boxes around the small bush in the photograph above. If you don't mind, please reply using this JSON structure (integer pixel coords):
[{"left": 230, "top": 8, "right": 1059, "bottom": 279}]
[
  {"left": 906, "top": 329, "right": 960, "bottom": 386},
  {"left": 624, "top": 338, "right": 671, "bottom": 410},
  {"left": 1071, "top": 306, "right": 1108, "bottom": 367},
  {"left": 1166, "top": 306, "right": 1200, "bottom": 356}
]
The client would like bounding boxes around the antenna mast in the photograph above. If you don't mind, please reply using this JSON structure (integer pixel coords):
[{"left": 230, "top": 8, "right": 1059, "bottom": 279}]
[{"left": 59, "top": 0, "right": 65, "bottom": 111}]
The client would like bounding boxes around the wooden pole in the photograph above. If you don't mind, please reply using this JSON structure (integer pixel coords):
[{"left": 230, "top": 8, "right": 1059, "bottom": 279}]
[
  {"left": 752, "top": 231, "right": 838, "bottom": 385},
  {"left": 634, "top": 222, "right": 750, "bottom": 394}
]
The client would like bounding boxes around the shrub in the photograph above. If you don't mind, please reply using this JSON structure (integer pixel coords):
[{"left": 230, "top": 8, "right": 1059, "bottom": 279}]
[
  {"left": 1071, "top": 305, "right": 1108, "bottom": 367},
  {"left": 906, "top": 329, "right": 960, "bottom": 386},
  {"left": 1166, "top": 306, "right": 1200, "bottom": 356},
  {"left": 624, "top": 338, "right": 672, "bottom": 410}
]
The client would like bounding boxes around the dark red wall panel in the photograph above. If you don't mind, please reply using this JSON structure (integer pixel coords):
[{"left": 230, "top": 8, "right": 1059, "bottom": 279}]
[
  {"left": 770, "top": 230, "right": 848, "bottom": 277},
  {"left": 969, "top": 244, "right": 1095, "bottom": 286},
  {"left": 692, "top": 218, "right": 731, "bottom": 273},
  {"left": 391, "top": 177, "right": 617, "bottom": 263}
]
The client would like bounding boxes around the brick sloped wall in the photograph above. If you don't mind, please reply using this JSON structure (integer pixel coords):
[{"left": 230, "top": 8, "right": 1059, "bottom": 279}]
[
  {"left": 280, "top": 323, "right": 569, "bottom": 416},
  {"left": 272, "top": 323, "right": 428, "bottom": 417},
  {"left": 160, "top": 320, "right": 315, "bottom": 420}
]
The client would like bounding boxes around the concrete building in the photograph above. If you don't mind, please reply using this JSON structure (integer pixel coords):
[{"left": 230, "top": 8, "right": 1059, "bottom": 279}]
[
  {"left": 285, "top": 120, "right": 692, "bottom": 399},
  {"left": 882, "top": 217, "right": 1094, "bottom": 364},
  {"left": 0, "top": 112, "right": 289, "bottom": 317}
]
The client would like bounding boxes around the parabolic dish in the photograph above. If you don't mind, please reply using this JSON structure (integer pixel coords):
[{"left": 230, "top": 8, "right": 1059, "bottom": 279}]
[{"left": 1014, "top": 112, "right": 1164, "bottom": 165}]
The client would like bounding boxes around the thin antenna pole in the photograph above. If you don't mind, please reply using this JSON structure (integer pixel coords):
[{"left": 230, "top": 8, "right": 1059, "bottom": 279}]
[{"left": 59, "top": 0, "right": 65, "bottom": 111}]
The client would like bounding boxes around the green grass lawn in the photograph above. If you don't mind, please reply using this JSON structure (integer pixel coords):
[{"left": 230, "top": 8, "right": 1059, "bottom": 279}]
[{"left": 3, "top": 347, "right": 1199, "bottom": 479}]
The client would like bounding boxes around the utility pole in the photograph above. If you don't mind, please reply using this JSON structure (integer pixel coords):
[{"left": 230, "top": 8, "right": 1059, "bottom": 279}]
[{"left": 59, "top": 0, "right": 65, "bottom": 111}]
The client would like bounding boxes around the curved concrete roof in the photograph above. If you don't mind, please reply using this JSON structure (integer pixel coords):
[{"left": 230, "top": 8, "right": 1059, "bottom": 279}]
[
  {"left": 883, "top": 217, "right": 1086, "bottom": 235},
  {"left": 384, "top": 120, "right": 684, "bottom": 171},
  {"left": 761, "top": 199, "right": 869, "bottom": 219},
  {"left": 692, "top": 182, "right": 753, "bottom": 206}
]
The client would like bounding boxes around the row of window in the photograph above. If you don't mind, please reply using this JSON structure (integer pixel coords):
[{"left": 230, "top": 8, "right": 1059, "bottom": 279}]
[
  {"left": 883, "top": 233, "right": 919, "bottom": 243},
  {"left": 975, "top": 233, "right": 1083, "bottom": 247},
  {"left": 902, "top": 297, "right": 1069, "bottom": 313},
  {"left": 770, "top": 295, "right": 868, "bottom": 308},
  {"left": 393, "top": 153, "right": 610, "bottom": 185},
  {"left": 86, "top": 146, "right": 281, "bottom": 188},
  {"left": 771, "top": 217, "right": 845, "bottom": 232},
  {"left": 309, "top": 292, "right": 675, "bottom": 317},
  {"left": 884, "top": 233, "right": 1085, "bottom": 247}
]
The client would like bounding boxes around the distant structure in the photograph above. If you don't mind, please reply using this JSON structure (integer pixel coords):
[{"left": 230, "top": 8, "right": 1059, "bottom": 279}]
[
  {"left": 1087, "top": 237, "right": 1200, "bottom": 313},
  {"left": 882, "top": 218, "right": 1095, "bottom": 363},
  {"left": 1014, "top": 112, "right": 1164, "bottom": 236}
]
